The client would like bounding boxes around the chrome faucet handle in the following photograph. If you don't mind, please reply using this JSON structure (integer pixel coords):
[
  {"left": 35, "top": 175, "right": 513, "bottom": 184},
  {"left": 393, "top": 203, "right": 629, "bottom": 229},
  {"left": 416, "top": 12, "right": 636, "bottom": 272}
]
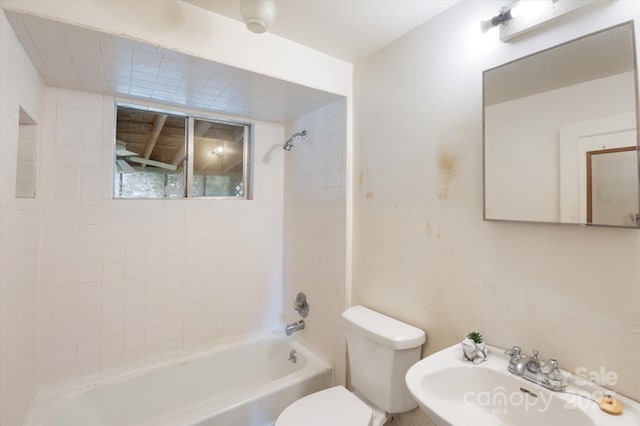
[
  {"left": 532, "top": 350, "right": 539, "bottom": 360},
  {"left": 505, "top": 346, "right": 522, "bottom": 374},
  {"left": 505, "top": 346, "right": 522, "bottom": 360},
  {"left": 293, "top": 292, "right": 309, "bottom": 318},
  {"left": 544, "top": 359, "right": 563, "bottom": 380},
  {"left": 543, "top": 358, "right": 565, "bottom": 390}
]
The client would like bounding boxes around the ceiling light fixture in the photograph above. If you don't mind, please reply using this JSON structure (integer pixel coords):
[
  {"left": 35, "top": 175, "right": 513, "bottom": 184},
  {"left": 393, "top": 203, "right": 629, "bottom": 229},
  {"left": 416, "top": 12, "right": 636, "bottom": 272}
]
[
  {"left": 239, "top": 0, "right": 276, "bottom": 34},
  {"left": 210, "top": 146, "right": 224, "bottom": 156}
]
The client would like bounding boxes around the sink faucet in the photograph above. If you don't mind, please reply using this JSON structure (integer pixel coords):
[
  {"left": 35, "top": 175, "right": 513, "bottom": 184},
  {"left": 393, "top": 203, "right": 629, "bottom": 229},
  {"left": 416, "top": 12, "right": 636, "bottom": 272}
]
[
  {"left": 505, "top": 346, "right": 565, "bottom": 391},
  {"left": 285, "top": 320, "right": 305, "bottom": 336},
  {"left": 511, "top": 348, "right": 541, "bottom": 375}
]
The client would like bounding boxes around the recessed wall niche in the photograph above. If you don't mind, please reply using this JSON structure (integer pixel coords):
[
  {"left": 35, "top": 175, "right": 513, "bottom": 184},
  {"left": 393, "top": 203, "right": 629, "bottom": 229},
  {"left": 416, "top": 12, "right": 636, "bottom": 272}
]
[{"left": 16, "top": 107, "right": 37, "bottom": 198}]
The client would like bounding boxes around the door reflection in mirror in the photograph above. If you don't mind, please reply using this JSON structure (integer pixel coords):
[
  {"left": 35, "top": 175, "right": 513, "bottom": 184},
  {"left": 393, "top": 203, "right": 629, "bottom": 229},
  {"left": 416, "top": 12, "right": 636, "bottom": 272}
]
[{"left": 587, "top": 146, "right": 639, "bottom": 226}]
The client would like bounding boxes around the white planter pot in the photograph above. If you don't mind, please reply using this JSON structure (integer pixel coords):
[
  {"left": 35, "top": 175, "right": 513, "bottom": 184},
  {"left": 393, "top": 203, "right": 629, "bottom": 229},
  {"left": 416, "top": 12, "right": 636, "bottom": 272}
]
[{"left": 462, "top": 338, "right": 488, "bottom": 364}]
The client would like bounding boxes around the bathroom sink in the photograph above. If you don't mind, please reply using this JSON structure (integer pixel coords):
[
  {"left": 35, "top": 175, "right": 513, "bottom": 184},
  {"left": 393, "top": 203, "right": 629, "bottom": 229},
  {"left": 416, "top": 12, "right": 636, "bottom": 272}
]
[{"left": 405, "top": 344, "right": 640, "bottom": 426}]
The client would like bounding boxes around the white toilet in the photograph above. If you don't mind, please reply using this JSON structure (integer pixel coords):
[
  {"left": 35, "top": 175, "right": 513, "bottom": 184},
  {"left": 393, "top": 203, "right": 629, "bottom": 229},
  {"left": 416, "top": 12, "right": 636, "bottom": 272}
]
[{"left": 276, "top": 305, "right": 426, "bottom": 426}]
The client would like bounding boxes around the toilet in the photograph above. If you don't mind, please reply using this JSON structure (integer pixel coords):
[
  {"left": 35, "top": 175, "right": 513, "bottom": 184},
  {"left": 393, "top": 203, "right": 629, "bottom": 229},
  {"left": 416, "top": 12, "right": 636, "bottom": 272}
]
[{"left": 276, "top": 305, "right": 426, "bottom": 426}]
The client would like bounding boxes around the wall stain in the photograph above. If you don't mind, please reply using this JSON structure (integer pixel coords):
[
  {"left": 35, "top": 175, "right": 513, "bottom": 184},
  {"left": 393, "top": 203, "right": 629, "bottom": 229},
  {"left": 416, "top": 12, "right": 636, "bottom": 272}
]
[
  {"left": 435, "top": 116, "right": 478, "bottom": 200},
  {"left": 425, "top": 219, "right": 442, "bottom": 238},
  {"left": 437, "top": 149, "right": 458, "bottom": 199}
]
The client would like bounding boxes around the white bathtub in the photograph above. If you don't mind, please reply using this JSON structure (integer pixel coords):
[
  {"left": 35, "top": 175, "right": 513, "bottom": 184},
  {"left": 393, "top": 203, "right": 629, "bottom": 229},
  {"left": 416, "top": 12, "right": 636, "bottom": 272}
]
[{"left": 27, "top": 336, "right": 332, "bottom": 426}]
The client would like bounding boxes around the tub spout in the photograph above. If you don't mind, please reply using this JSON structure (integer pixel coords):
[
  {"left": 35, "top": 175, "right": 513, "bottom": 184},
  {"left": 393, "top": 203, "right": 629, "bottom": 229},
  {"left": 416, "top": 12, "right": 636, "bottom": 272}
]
[{"left": 285, "top": 320, "right": 305, "bottom": 336}]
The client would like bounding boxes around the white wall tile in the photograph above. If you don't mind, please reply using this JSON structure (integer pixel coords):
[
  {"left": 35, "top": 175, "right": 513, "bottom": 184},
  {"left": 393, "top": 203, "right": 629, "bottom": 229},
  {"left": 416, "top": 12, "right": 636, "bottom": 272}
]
[
  {"left": 57, "top": 89, "right": 83, "bottom": 108},
  {"left": 77, "top": 339, "right": 100, "bottom": 361},
  {"left": 283, "top": 99, "right": 347, "bottom": 386},
  {"left": 55, "top": 124, "right": 82, "bottom": 146},
  {"left": 77, "top": 244, "right": 102, "bottom": 264},
  {"left": 101, "top": 335, "right": 123, "bottom": 357},
  {"left": 82, "top": 108, "right": 103, "bottom": 129},
  {"left": 101, "top": 314, "right": 124, "bottom": 337},
  {"left": 35, "top": 89, "right": 285, "bottom": 386},
  {"left": 124, "top": 331, "right": 145, "bottom": 351}
]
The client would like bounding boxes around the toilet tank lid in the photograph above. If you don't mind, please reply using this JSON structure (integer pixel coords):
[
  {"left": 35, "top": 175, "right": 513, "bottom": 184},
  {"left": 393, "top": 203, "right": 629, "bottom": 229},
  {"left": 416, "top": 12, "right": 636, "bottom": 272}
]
[{"left": 342, "top": 306, "right": 425, "bottom": 350}]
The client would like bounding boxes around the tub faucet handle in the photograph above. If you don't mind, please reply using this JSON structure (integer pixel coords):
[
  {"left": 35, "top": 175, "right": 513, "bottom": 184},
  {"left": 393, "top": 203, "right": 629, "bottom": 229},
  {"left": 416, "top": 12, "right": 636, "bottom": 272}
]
[{"left": 293, "top": 292, "right": 309, "bottom": 318}]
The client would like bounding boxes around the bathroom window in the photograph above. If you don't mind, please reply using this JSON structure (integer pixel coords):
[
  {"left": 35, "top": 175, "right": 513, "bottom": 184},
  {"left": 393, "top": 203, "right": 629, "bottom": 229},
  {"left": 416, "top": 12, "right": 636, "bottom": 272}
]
[{"left": 114, "top": 104, "right": 250, "bottom": 199}]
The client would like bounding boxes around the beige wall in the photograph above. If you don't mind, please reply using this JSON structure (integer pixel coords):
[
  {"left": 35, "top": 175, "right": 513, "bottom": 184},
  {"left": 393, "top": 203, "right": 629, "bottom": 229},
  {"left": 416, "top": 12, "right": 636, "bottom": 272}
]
[
  {"left": 283, "top": 99, "right": 348, "bottom": 386},
  {"left": 353, "top": 1, "right": 640, "bottom": 423},
  {"left": 0, "top": 8, "right": 45, "bottom": 425}
]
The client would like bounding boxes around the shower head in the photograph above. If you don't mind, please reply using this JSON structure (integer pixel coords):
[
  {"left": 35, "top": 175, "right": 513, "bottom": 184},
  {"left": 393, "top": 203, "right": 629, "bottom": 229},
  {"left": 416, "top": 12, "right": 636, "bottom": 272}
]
[{"left": 283, "top": 130, "right": 307, "bottom": 151}]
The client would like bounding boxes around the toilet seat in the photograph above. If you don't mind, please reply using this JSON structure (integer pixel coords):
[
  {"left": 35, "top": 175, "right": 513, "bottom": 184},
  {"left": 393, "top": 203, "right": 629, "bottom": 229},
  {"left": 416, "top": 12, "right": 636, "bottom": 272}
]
[{"left": 275, "top": 386, "right": 373, "bottom": 426}]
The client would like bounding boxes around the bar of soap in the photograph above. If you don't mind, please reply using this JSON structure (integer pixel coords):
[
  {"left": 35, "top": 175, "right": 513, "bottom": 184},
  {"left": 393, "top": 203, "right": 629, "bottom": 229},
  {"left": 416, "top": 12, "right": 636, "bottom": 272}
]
[{"left": 598, "top": 396, "right": 623, "bottom": 415}]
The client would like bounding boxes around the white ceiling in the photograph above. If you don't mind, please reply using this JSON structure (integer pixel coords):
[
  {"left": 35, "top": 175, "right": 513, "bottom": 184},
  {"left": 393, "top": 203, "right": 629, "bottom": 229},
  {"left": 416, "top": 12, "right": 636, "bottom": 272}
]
[
  {"left": 183, "top": 0, "right": 460, "bottom": 63},
  {"left": 5, "top": 11, "right": 342, "bottom": 123},
  {"left": 5, "top": 1, "right": 459, "bottom": 123}
]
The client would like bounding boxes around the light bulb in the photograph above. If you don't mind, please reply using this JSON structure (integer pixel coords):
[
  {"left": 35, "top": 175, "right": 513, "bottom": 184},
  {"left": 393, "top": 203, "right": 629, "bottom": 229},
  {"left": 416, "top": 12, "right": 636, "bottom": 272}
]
[
  {"left": 510, "top": 0, "right": 548, "bottom": 19},
  {"left": 210, "top": 146, "right": 224, "bottom": 156}
]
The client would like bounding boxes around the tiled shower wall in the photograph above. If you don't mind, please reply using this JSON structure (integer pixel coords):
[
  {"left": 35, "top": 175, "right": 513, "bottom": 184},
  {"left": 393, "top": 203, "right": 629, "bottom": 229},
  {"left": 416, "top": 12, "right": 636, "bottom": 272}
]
[
  {"left": 283, "top": 99, "right": 347, "bottom": 385},
  {"left": 37, "top": 87, "right": 285, "bottom": 385},
  {"left": 0, "top": 9, "right": 45, "bottom": 426}
]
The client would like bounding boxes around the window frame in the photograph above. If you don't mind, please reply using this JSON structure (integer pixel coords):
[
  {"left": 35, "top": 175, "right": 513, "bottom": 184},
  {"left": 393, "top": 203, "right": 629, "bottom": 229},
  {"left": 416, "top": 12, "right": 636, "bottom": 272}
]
[{"left": 114, "top": 101, "right": 252, "bottom": 200}]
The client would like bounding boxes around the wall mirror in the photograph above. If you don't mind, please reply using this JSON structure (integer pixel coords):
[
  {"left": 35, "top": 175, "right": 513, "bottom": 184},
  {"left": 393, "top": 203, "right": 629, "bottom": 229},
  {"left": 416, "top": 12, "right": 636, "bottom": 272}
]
[{"left": 483, "top": 22, "right": 640, "bottom": 228}]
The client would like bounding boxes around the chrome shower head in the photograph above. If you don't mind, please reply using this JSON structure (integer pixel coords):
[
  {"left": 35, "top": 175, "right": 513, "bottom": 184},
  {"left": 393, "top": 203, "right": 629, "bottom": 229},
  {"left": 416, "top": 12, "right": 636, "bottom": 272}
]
[{"left": 283, "top": 130, "right": 307, "bottom": 151}]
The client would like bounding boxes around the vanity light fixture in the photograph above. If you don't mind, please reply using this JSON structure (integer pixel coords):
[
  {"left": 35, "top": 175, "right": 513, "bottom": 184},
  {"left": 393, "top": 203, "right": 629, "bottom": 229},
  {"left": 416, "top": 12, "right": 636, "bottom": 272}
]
[
  {"left": 480, "top": 7, "right": 515, "bottom": 34},
  {"left": 480, "top": 0, "right": 535, "bottom": 33},
  {"left": 481, "top": 0, "right": 600, "bottom": 41}
]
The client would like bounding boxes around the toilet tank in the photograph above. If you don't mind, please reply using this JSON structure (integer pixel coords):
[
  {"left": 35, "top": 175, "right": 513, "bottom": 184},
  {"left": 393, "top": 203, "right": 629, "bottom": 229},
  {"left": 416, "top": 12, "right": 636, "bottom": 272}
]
[{"left": 342, "top": 306, "right": 425, "bottom": 414}]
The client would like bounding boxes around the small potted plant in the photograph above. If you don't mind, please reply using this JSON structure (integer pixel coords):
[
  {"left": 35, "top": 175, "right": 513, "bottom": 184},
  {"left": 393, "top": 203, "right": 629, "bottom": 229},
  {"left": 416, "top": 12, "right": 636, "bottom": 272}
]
[{"left": 462, "top": 331, "right": 488, "bottom": 364}]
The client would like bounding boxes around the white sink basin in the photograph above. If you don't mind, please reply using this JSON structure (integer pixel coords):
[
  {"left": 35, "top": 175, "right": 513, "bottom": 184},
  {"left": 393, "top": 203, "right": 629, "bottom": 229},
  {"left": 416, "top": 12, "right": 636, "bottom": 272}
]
[{"left": 405, "top": 344, "right": 640, "bottom": 426}]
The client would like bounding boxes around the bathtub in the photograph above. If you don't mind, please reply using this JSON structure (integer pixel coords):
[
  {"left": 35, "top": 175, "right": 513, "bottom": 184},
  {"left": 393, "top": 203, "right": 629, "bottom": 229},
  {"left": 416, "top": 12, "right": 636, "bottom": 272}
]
[{"left": 27, "top": 336, "right": 332, "bottom": 426}]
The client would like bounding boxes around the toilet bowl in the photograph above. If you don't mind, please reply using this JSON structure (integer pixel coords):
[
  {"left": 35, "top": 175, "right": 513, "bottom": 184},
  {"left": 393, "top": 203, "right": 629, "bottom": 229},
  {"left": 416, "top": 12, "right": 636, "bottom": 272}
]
[
  {"left": 276, "top": 385, "right": 387, "bottom": 426},
  {"left": 276, "top": 306, "right": 425, "bottom": 426}
]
